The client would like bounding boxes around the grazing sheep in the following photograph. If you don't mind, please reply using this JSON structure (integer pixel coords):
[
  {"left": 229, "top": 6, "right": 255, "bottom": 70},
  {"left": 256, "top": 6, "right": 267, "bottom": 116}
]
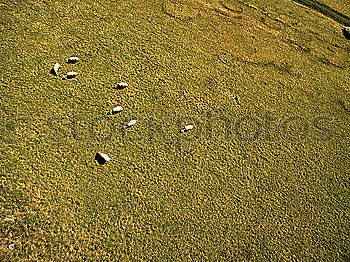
[
  {"left": 122, "top": 119, "right": 137, "bottom": 129},
  {"left": 62, "top": 72, "right": 78, "bottom": 80},
  {"left": 67, "top": 56, "right": 80, "bottom": 63},
  {"left": 95, "top": 152, "right": 112, "bottom": 165},
  {"left": 342, "top": 27, "right": 350, "bottom": 40},
  {"left": 51, "top": 63, "right": 61, "bottom": 76},
  {"left": 107, "top": 106, "right": 123, "bottom": 115},
  {"left": 179, "top": 124, "right": 194, "bottom": 133},
  {"left": 114, "top": 82, "right": 128, "bottom": 90}
]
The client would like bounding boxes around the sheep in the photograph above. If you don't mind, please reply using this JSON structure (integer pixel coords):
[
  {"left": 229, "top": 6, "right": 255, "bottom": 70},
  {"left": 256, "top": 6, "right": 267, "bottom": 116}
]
[
  {"left": 51, "top": 63, "right": 61, "bottom": 76},
  {"left": 122, "top": 119, "right": 137, "bottom": 129},
  {"left": 62, "top": 72, "right": 78, "bottom": 80},
  {"left": 179, "top": 124, "right": 194, "bottom": 133},
  {"left": 107, "top": 106, "right": 123, "bottom": 115},
  {"left": 114, "top": 82, "right": 128, "bottom": 90},
  {"left": 95, "top": 152, "right": 113, "bottom": 165},
  {"left": 67, "top": 56, "right": 80, "bottom": 64}
]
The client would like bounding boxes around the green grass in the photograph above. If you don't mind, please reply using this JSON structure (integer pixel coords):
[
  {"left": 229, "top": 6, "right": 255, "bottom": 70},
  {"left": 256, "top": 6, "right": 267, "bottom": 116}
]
[{"left": 1, "top": 0, "right": 349, "bottom": 260}]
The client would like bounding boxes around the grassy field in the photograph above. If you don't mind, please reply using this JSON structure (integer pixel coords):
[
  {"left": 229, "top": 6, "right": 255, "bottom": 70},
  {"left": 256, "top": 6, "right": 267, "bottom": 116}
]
[{"left": 1, "top": 0, "right": 349, "bottom": 260}]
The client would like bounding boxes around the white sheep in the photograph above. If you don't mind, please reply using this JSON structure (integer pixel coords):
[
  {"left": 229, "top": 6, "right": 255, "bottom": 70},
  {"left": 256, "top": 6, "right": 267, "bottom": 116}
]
[
  {"left": 67, "top": 57, "right": 80, "bottom": 63},
  {"left": 62, "top": 72, "right": 78, "bottom": 80},
  {"left": 114, "top": 82, "right": 128, "bottom": 90},
  {"left": 95, "top": 152, "right": 113, "bottom": 165},
  {"left": 122, "top": 119, "right": 137, "bottom": 129},
  {"left": 51, "top": 63, "right": 61, "bottom": 76},
  {"left": 179, "top": 124, "right": 194, "bottom": 133},
  {"left": 107, "top": 106, "right": 123, "bottom": 115}
]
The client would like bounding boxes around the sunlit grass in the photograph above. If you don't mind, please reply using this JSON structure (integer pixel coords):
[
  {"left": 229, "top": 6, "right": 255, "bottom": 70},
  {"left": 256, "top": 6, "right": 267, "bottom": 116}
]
[{"left": 1, "top": 0, "right": 349, "bottom": 260}]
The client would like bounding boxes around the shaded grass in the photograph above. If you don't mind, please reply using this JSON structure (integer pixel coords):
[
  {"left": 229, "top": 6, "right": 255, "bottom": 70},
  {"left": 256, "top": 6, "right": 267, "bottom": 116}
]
[{"left": 293, "top": 0, "right": 350, "bottom": 26}]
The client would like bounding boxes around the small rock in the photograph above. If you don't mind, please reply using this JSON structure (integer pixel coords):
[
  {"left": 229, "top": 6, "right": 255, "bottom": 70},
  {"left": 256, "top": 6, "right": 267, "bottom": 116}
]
[
  {"left": 114, "top": 82, "right": 128, "bottom": 90},
  {"left": 179, "top": 124, "right": 194, "bottom": 133},
  {"left": 67, "top": 56, "right": 80, "bottom": 63},
  {"left": 95, "top": 152, "right": 112, "bottom": 165},
  {"left": 107, "top": 106, "right": 123, "bottom": 115},
  {"left": 122, "top": 119, "right": 137, "bottom": 129},
  {"left": 63, "top": 72, "right": 78, "bottom": 80},
  {"left": 51, "top": 63, "right": 61, "bottom": 76},
  {"left": 342, "top": 27, "right": 350, "bottom": 40}
]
